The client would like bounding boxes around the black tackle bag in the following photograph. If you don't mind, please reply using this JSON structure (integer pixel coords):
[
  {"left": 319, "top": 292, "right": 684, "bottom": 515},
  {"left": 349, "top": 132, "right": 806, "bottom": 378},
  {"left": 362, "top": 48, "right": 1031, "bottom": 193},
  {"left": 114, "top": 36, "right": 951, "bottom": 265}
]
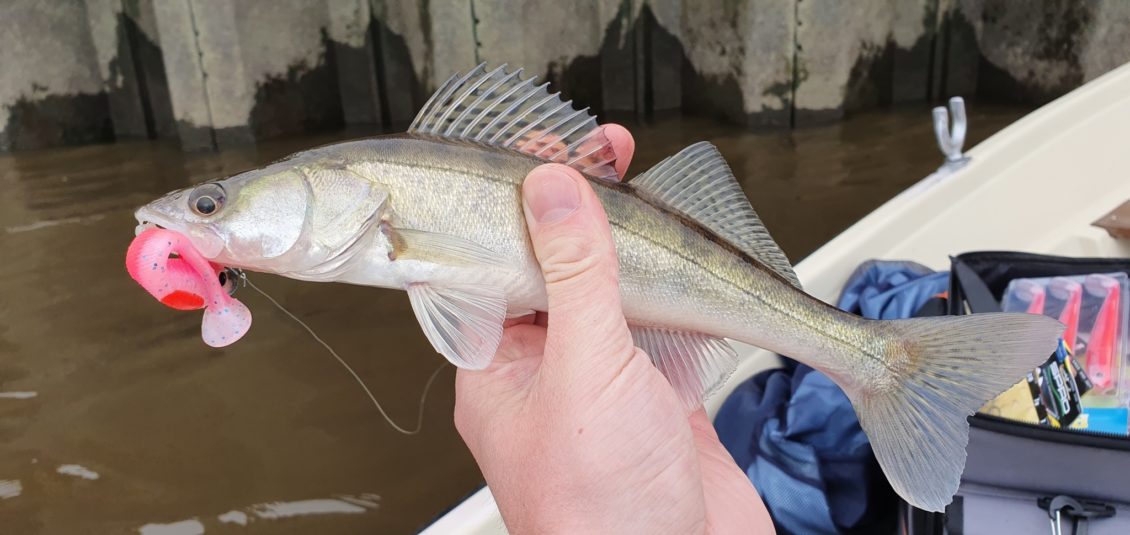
[{"left": 905, "top": 252, "right": 1130, "bottom": 535}]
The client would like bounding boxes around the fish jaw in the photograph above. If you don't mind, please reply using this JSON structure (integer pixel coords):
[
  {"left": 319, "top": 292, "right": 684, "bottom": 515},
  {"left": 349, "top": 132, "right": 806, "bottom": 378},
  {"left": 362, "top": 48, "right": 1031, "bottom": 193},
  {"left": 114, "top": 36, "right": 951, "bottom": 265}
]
[{"left": 135, "top": 197, "right": 226, "bottom": 260}]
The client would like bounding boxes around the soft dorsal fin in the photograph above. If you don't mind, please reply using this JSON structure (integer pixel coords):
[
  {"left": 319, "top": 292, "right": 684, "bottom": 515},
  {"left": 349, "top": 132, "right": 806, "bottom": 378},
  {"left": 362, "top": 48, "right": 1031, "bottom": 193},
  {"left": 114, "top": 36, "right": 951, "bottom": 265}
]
[
  {"left": 631, "top": 142, "right": 802, "bottom": 288},
  {"left": 409, "top": 63, "right": 619, "bottom": 180}
]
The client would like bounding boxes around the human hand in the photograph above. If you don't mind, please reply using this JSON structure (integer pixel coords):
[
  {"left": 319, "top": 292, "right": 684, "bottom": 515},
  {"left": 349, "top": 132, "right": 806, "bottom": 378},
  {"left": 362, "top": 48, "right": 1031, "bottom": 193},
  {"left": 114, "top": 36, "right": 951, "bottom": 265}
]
[{"left": 454, "top": 125, "right": 775, "bottom": 534}]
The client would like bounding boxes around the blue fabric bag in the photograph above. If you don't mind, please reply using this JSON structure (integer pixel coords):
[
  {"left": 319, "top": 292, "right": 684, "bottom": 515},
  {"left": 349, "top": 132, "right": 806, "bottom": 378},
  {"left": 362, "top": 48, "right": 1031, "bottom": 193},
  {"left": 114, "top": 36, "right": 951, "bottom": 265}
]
[{"left": 714, "top": 261, "right": 949, "bottom": 534}]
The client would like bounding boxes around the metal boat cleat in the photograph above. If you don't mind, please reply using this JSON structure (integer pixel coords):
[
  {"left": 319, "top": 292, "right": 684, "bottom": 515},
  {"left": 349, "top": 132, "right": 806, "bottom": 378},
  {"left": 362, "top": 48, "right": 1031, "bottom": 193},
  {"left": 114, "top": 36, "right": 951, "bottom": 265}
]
[{"left": 934, "top": 96, "right": 971, "bottom": 170}]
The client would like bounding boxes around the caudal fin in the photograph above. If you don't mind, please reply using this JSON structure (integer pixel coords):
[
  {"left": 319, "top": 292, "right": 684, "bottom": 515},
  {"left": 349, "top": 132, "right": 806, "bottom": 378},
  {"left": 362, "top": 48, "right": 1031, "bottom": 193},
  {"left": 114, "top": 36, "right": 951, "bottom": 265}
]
[{"left": 847, "top": 313, "right": 1062, "bottom": 512}]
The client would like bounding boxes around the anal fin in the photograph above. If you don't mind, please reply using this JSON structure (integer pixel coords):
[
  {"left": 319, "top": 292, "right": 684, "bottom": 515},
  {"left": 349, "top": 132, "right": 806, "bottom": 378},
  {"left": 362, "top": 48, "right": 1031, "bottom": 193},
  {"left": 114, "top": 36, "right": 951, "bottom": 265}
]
[
  {"left": 629, "top": 325, "right": 739, "bottom": 409},
  {"left": 406, "top": 283, "right": 507, "bottom": 370}
]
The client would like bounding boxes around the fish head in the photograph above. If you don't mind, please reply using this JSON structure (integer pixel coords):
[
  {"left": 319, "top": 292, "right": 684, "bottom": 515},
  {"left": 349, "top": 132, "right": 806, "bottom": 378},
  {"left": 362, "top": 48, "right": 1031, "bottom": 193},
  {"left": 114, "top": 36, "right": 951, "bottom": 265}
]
[{"left": 135, "top": 152, "right": 388, "bottom": 276}]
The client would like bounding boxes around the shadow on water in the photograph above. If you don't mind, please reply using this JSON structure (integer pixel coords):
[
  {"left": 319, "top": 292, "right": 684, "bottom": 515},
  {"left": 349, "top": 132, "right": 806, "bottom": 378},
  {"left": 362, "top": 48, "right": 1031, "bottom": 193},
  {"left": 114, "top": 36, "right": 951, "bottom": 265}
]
[{"left": 0, "top": 103, "right": 1028, "bottom": 533}]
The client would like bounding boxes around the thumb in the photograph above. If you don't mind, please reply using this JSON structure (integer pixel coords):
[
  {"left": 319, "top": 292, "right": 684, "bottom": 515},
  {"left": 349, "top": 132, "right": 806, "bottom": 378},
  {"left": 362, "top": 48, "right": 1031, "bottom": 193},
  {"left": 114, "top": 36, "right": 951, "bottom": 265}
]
[{"left": 521, "top": 164, "right": 635, "bottom": 366}]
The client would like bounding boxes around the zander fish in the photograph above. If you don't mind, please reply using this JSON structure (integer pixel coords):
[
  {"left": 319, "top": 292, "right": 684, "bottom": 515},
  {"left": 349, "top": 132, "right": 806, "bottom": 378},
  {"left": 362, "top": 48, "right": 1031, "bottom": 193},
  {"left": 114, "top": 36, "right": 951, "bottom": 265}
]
[{"left": 132, "top": 64, "right": 1062, "bottom": 511}]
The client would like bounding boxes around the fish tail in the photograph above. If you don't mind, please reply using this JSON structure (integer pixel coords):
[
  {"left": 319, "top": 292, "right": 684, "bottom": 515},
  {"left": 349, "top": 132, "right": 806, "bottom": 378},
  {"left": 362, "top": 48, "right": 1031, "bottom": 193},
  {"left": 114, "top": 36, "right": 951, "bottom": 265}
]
[{"left": 845, "top": 313, "right": 1062, "bottom": 512}]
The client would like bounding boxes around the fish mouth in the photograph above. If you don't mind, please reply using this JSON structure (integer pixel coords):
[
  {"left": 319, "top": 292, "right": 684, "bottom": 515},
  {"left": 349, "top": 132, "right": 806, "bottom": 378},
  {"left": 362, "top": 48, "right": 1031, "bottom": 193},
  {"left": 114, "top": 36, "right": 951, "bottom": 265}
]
[
  {"left": 135, "top": 221, "right": 165, "bottom": 235},
  {"left": 132, "top": 207, "right": 239, "bottom": 295},
  {"left": 134, "top": 207, "right": 175, "bottom": 236},
  {"left": 134, "top": 207, "right": 226, "bottom": 258}
]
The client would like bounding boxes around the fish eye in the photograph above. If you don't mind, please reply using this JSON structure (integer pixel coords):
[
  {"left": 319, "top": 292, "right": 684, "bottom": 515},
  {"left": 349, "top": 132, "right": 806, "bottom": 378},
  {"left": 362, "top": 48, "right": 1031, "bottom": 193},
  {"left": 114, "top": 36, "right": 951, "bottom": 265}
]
[{"left": 189, "top": 183, "right": 226, "bottom": 217}]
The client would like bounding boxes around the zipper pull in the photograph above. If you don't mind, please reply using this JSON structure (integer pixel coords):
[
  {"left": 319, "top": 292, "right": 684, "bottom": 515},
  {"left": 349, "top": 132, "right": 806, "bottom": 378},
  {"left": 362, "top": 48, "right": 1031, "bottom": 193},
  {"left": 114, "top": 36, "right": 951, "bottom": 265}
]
[{"left": 1039, "top": 495, "right": 1117, "bottom": 535}]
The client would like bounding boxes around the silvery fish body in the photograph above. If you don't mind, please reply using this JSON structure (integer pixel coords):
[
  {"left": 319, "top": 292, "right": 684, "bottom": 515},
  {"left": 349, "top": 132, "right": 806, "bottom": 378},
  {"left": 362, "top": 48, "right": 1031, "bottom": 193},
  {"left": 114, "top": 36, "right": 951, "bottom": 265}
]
[
  {"left": 135, "top": 65, "right": 1062, "bottom": 512},
  {"left": 277, "top": 137, "right": 868, "bottom": 383}
]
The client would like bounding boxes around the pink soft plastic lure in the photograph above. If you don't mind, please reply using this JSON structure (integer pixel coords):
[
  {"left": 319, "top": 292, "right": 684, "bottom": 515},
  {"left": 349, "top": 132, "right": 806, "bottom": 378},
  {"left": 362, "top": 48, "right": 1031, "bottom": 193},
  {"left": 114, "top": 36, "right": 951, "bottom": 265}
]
[{"left": 126, "top": 228, "right": 252, "bottom": 347}]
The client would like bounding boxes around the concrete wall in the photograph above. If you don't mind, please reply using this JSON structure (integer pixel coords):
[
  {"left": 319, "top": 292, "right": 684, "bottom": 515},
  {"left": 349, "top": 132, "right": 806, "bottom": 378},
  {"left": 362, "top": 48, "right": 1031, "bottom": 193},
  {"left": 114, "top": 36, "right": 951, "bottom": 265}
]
[
  {"left": 3, "top": 0, "right": 1130, "bottom": 152},
  {"left": 150, "top": 0, "right": 348, "bottom": 150},
  {"left": 792, "top": 0, "right": 937, "bottom": 124},
  {"left": 1, "top": 2, "right": 110, "bottom": 151},
  {"left": 972, "top": 0, "right": 1130, "bottom": 104},
  {"left": 681, "top": 0, "right": 795, "bottom": 128}
]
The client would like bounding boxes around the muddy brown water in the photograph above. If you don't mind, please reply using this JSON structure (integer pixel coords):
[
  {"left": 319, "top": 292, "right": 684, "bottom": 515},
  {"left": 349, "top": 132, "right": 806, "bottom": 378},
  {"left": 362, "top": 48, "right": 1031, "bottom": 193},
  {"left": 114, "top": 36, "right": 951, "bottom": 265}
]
[{"left": 0, "top": 104, "right": 1028, "bottom": 533}]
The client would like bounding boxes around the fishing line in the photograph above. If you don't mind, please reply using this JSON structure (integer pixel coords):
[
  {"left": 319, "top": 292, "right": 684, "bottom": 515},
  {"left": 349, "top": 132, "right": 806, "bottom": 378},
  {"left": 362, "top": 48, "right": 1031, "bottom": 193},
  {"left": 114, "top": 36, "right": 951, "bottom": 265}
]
[{"left": 244, "top": 277, "right": 447, "bottom": 435}]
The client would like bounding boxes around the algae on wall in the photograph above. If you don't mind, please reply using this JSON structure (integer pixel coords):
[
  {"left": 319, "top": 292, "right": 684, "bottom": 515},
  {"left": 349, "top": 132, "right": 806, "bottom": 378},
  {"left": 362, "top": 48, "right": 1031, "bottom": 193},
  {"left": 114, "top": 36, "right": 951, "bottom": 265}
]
[{"left": 3, "top": 0, "right": 1129, "bottom": 152}]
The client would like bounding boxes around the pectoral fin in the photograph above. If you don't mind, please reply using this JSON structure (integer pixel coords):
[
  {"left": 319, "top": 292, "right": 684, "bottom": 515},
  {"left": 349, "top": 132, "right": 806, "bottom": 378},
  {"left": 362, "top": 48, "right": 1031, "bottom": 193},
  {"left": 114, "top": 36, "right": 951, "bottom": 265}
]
[
  {"left": 406, "top": 283, "right": 507, "bottom": 370},
  {"left": 628, "top": 325, "right": 739, "bottom": 409}
]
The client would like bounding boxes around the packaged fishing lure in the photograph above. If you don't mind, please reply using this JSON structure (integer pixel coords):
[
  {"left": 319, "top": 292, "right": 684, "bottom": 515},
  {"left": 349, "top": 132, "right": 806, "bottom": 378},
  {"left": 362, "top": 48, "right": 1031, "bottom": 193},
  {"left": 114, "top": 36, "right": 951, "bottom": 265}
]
[{"left": 998, "top": 272, "right": 1130, "bottom": 433}]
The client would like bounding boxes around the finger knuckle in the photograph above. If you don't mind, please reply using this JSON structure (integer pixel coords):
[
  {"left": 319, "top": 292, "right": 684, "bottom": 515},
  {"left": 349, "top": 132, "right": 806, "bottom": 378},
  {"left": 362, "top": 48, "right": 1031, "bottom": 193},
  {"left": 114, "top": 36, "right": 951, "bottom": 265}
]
[{"left": 540, "top": 236, "right": 614, "bottom": 287}]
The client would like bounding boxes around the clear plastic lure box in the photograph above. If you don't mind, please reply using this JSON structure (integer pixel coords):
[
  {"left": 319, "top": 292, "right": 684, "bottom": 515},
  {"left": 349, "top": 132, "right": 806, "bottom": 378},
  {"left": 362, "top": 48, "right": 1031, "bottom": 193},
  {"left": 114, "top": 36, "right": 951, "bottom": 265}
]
[{"left": 1002, "top": 272, "right": 1130, "bottom": 408}]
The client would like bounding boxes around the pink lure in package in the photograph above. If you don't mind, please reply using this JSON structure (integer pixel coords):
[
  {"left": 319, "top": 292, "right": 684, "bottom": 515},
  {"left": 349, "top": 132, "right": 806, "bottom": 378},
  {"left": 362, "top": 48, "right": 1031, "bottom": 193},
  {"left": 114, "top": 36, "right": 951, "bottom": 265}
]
[
  {"left": 126, "top": 228, "right": 252, "bottom": 347},
  {"left": 1004, "top": 273, "right": 1129, "bottom": 407}
]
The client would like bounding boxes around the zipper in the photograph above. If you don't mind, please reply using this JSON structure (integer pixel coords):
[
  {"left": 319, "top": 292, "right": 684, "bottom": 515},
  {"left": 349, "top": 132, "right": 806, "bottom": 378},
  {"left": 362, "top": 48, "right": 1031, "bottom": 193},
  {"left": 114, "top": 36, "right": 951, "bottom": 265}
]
[
  {"left": 955, "top": 251, "right": 1130, "bottom": 272},
  {"left": 971, "top": 413, "right": 1130, "bottom": 450}
]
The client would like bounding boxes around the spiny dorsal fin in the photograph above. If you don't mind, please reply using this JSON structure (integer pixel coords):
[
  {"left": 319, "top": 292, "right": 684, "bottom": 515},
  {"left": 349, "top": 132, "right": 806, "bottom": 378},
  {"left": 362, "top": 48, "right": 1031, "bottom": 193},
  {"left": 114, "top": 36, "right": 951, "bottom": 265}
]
[
  {"left": 631, "top": 142, "right": 802, "bottom": 289},
  {"left": 410, "top": 63, "right": 619, "bottom": 180}
]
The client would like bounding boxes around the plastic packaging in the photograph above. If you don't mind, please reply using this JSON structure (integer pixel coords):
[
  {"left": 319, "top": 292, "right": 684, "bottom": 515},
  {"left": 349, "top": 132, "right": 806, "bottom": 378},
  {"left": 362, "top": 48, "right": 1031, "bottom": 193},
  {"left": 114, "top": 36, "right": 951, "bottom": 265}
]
[{"left": 999, "top": 272, "right": 1130, "bottom": 433}]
